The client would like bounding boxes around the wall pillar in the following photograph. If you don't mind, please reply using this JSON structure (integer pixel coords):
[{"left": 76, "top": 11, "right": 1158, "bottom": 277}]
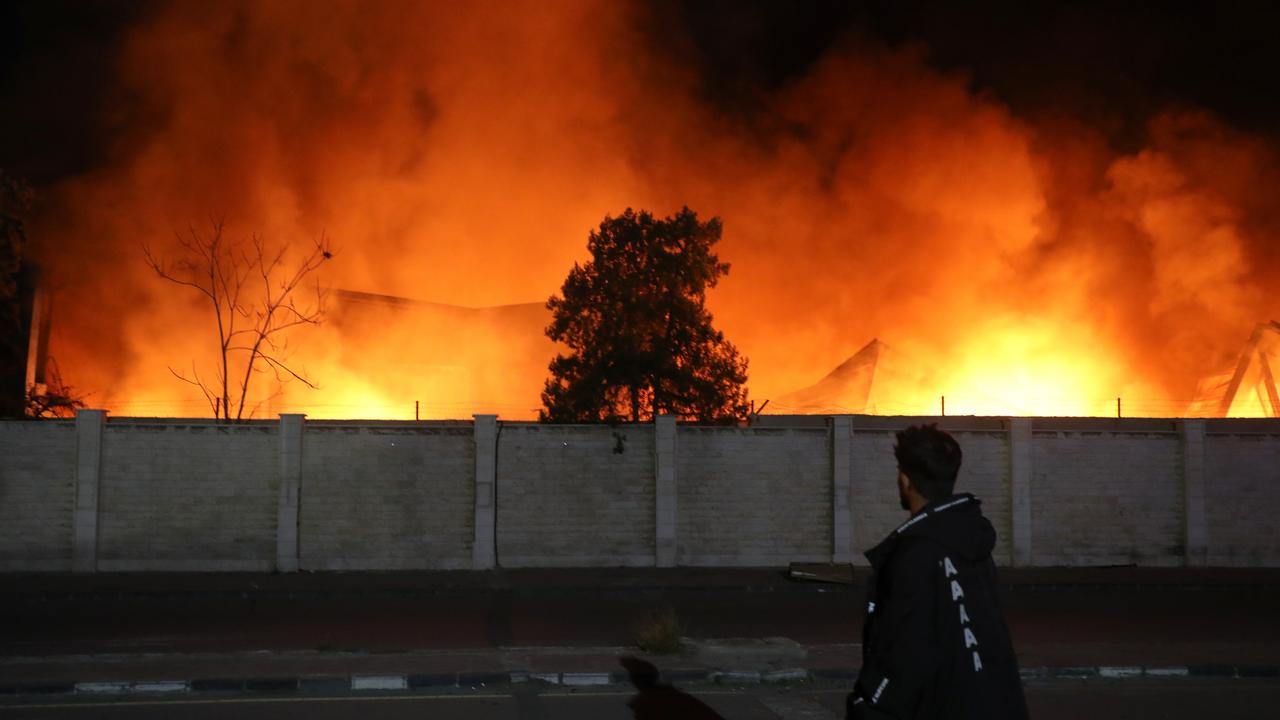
[
  {"left": 473, "top": 414, "right": 498, "bottom": 569},
  {"left": 831, "top": 416, "right": 853, "bottom": 563},
  {"left": 276, "top": 414, "right": 304, "bottom": 572},
  {"left": 1008, "top": 418, "right": 1033, "bottom": 567},
  {"left": 73, "top": 409, "right": 106, "bottom": 572},
  {"left": 655, "top": 415, "right": 677, "bottom": 567},
  {"left": 1181, "top": 419, "right": 1208, "bottom": 566}
]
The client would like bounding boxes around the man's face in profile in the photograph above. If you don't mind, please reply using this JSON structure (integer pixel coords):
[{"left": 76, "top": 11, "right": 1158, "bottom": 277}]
[{"left": 898, "top": 470, "right": 911, "bottom": 511}]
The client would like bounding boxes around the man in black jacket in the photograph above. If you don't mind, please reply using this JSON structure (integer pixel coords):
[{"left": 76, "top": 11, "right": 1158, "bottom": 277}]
[{"left": 847, "top": 424, "right": 1029, "bottom": 719}]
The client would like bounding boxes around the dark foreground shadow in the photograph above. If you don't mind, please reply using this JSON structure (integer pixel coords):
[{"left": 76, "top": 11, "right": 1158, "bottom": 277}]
[{"left": 621, "top": 656, "right": 727, "bottom": 720}]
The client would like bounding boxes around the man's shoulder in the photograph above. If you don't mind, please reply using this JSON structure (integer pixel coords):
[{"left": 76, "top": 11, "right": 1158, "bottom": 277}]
[
  {"left": 880, "top": 535, "right": 948, "bottom": 582},
  {"left": 886, "top": 533, "right": 945, "bottom": 561}
]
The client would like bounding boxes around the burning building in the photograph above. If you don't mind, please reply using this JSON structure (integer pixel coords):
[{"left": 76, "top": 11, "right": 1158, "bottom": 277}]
[
  {"left": 321, "top": 290, "right": 555, "bottom": 419},
  {"left": 1188, "top": 322, "right": 1280, "bottom": 418}
]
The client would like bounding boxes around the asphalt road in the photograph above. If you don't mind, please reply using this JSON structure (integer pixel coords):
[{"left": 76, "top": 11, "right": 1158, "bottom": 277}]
[{"left": 1, "top": 680, "right": 1275, "bottom": 719}]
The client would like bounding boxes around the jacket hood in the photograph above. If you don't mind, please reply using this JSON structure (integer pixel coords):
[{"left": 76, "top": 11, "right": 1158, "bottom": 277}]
[{"left": 865, "top": 493, "right": 997, "bottom": 568}]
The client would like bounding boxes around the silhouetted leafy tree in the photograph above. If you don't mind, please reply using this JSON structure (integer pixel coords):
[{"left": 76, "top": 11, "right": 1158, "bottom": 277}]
[
  {"left": 1, "top": 172, "right": 89, "bottom": 419},
  {"left": 541, "top": 207, "right": 749, "bottom": 423},
  {"left": 0, "top": 171, "right": 32, "bottom": 418},
  {"left": 145, "top": 220, "right": 332, "bottom": 421}
]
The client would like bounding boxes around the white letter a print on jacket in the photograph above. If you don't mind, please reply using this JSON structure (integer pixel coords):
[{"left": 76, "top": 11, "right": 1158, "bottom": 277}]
[{"left": 944, "top": 556, "right": 983, "bottom": 672}]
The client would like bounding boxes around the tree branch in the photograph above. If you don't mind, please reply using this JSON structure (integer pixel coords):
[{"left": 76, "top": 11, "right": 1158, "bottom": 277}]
[{"left": 260, "top": 354, "right": 319, "bottom": 389}]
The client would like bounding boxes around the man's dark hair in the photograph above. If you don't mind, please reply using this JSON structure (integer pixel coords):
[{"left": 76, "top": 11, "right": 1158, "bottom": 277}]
[{"left": 894, "top": 424, "right": 963, "bottom": 501}]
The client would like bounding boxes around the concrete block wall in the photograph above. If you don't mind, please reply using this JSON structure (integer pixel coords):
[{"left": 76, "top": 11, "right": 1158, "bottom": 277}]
[
  {"left": 97, "top": 421, "right": 279, "bottom": 571},
  {"left": 1029, "top": 423, "right": 1184, "bottom": 566},
  {"left": 954, "top": 430, "right": 1013, "bottom": 564},
  {"left": 2, "top": 412, "right": 1278, "bottom": 571},
  {"left": 849, "top": 428, "right": 903, "bottom": 561},
  {"left": 1203, "top": 424, "right": 1280, "bottom": 566},
  {"left": 0, "top": 421, "right": 77, "bottom": 571},
  {"left": 675, "top": 426, "right": 832, "bottom": 566},
  {"left": 496, "top": 424, "right": 655, "bottom": 567},
  {"left": 300, "top": 423, "right": 474, "bottom": 570}
]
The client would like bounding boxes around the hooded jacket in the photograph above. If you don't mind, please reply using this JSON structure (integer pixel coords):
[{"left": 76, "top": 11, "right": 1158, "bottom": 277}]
[{"left": 847, "top": 494, "right": 1029, "bottom": 720}]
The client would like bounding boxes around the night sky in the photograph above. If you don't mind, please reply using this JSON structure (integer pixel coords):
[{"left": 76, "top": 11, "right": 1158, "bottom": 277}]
[{"left": 4, "top": 1, "right": 1280, "bottom": 186}]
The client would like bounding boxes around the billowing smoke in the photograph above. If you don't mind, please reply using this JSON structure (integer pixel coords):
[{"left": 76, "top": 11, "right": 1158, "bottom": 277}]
[{"left": 29, "top": 0, "right": 1280, "bottom": 418}]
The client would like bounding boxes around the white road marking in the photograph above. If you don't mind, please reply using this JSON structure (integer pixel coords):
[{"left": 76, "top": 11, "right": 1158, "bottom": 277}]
[
  {"left": 713, "top": 670, "right": 762, "bottom": 684},
  {"left": 758, "top": 693, "right": 840, "bottom": 719},
  {"left": 1144, "top": 667, "right": 1190, "bottom": 677},
  {"left": 762, "top": 669, "right": 810, "bottom": 683},
  {"left": 351, "top": 675, "right": 408, "bottom": 690},
  {"left": 74, "top": 682, "right": 131, "bottom": 694},
  {"left": 132, "top": 681, "right": 189, "bottom": 693},
  {"left": 561, "top": 673, "right": 610, "bottom": 686}
]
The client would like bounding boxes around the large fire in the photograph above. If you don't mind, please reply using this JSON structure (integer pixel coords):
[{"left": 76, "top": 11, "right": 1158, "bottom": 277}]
[{"left": 28, "top": 1, "right": 1280, "bottom": 420}]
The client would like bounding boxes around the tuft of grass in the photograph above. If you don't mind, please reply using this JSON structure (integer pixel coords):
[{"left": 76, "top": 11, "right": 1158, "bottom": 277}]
[{"left": 634, "top": 606, "right": 684, "bottom": 654}]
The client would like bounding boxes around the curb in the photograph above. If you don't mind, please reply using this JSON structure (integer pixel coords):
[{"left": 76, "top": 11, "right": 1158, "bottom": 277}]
[
  {"left": 1017, "top": 665, "right": 1280, "bottom": 680},
  {"left": 3, "top": 665, "right": 1277, "bottom": 698}
]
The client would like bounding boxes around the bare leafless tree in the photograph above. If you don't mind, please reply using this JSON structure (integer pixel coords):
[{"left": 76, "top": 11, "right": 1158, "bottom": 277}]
[{"left": 144, "top": 219, "right": 333, "bottom": 421}]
